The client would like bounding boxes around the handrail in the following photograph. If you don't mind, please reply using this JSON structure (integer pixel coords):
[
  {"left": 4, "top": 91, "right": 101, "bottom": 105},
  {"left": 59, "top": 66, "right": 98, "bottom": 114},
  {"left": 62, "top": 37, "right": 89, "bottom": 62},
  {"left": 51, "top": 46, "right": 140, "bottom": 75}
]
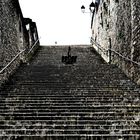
[
  {"left": 91, "top": 37, "right": 108, "bottom": 52},
  {"left": 27, "top": 38, "right": 40, "bottom": 55},
  {"left": 0, "top": 38, "right": 40, "bottom": 74},
  {"left": 110, "top": 49, "right": 140, "bottom": 66},
  {"left": 91, "top": 37, "right": 140, "bottom": 66},
  {"left": 0, "top": 49, "right": 25, "bottom": 74}
]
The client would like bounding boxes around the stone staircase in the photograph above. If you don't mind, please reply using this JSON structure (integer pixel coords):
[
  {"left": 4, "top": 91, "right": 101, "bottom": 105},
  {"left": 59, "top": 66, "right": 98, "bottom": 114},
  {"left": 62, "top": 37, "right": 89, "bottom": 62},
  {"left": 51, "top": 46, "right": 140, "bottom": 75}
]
[{"left": 0, "top": 45, "right": 140, "bottom": 140}]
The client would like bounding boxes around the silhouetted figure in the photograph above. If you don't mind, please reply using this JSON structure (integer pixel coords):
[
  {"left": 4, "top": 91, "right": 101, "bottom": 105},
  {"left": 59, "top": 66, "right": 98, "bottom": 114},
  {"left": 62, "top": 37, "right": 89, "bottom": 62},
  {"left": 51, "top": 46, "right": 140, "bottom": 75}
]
[
  {"left": 68, "top": 46, "right": 71, "bottom": 57},
  {"left": 62, "top": 46, "right": 77, "bottom": 64}
]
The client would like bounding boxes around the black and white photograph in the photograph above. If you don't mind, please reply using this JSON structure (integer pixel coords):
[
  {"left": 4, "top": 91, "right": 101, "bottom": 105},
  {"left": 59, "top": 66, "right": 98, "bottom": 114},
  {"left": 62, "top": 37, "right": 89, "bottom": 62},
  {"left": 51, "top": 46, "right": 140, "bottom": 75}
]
[{"left": 0, "top": 0, "right": 140, "bottom": 139}]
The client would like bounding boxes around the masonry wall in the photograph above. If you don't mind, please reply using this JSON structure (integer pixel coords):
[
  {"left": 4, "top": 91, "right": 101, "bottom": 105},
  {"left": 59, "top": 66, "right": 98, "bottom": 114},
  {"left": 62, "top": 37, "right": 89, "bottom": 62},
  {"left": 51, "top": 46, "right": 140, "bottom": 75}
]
[
  {"left": 0, "top": 0, "right": 39, "bottom": 86},
  {"left": 130, "top": 0, "right": 140, "bottom": 84},
  {"left": 91, "top": 0, "right": 140, "bottom": 84}
]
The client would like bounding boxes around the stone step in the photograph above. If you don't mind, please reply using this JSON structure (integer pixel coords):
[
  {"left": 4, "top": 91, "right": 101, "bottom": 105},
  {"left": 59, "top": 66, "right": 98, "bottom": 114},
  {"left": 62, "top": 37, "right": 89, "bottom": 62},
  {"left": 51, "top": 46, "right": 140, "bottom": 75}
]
[
  {"left": 1, "top": 102, "right": 138, "bottom": 106},
  {"left": 0, "top": 116, "right": 139, "bottom": 122},
  {"left": 0, "top": 108, "right": 139, "bottom": 113},
  {"left": 1, "top": 91, "right": 139, "bottom": 96},
  {"left": 0, "top": 124, "right": 138, "bottom": 130},
  {"left": 0, "top": 111, "right": 138, "bottom": 116},
  {"left": 3, "top": 86, "right": 137, "bottom": 91},
  {"left": 1, "top": 94, "right": 139, "bottom": 99},
  {"left": 0, "top": 101, "right": 137, "bottom": 105},
  {"left": 0, "top": 119, "right": 137, "bottom": 124},
  {"left": 0, "top": 129, "right": 139, "bottom": 136},
  {"left": 0, "top": 116, "right": 138, "bottom": 121}
]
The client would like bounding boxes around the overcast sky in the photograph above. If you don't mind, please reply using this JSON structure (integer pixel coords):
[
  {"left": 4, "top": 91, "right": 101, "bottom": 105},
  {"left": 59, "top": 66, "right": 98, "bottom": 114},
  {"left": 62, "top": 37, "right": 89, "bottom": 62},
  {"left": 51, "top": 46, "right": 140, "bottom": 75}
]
[{"left": 19, "top": 0, "right": 93, "bottom": 45}]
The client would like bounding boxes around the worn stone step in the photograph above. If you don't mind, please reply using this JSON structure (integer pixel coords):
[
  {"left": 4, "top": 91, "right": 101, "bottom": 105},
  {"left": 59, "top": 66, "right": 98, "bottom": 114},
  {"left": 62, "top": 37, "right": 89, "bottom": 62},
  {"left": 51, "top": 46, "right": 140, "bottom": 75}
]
[
  {"left": 0, "top": 101, "right": 137, "bottom": 105},
  {"left": 0, "top": 119, "right": 137, "bottom": 124},
  {"left": 0, "top": 111, "right": 138, "bottom": 116},
  {"left": 0, "top": 129, "right": 139, "bottom": 136},
  {"left": 0, "top": 109, "right": 139, "bottom": 115},
  {"left": 1, "top": 96, "right": 139, "bottom": 102},
  {"left": 0, "top": 124, "right": 139, "bottom": 130}
]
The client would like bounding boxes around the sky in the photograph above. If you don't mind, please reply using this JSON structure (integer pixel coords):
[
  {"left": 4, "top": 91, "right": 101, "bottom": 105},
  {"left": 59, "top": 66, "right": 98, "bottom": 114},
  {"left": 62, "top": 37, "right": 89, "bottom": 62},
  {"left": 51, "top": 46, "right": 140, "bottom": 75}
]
[{"left": 19, "top": 0, "right": 93, "bottom": 45}]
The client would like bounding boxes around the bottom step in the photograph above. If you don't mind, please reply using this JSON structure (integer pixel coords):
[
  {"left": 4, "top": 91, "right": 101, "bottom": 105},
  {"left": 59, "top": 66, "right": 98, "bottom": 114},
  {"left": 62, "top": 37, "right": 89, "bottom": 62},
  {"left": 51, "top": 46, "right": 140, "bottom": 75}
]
[{"left": 0, "top": 135, "right": 139, "bottom": 140}]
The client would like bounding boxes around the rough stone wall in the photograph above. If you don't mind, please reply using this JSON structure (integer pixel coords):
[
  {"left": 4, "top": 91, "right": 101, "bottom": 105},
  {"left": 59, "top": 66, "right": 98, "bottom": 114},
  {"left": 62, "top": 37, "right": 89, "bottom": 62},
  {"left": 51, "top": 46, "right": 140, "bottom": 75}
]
[
  {"left": 91, "top": 0, "right": 140, "bottom": 84},
  {"left": 0, "top": 0, "right": 19, "bottom": 66},
  {"left": 130, "top": 0, "right": 140, "bottom": 84},
  {"left": 0, "top": 0, "right": 39, "bottom": 86},
  {"left": 112, "top": 0, "right": 133, "bottom": 77},
  {"left": 91, "top": 0, "right": 118, "bottom": 62}
]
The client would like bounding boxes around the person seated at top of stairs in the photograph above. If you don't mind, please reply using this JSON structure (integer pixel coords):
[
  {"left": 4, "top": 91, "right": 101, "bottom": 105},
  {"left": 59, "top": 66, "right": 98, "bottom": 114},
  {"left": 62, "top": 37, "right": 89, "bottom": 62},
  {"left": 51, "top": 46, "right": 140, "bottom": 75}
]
[{"left": 62, "top": 46, "right": 77, "bottom": 64}]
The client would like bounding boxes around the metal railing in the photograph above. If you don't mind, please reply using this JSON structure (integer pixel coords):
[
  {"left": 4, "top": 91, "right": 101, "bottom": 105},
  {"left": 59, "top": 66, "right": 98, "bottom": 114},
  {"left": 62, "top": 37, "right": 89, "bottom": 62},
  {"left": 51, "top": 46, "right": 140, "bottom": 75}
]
[
  {"left": 91, "top": 38, "right": 108, "bottom": 53},
  {"left": 27, "top": 38, "right": 40, "bottom": 55},
  {"left": 110, "top": 49, "right": 140, "bottom": 66},
  {"left": 0, "top": 38, "right": 40, "bottom": 74},
  {"left": 91, "top": 37, "right": 140, "bottom": 66},
  {"left": 0, "top": 49, "right": 25, "bottom": 74}
]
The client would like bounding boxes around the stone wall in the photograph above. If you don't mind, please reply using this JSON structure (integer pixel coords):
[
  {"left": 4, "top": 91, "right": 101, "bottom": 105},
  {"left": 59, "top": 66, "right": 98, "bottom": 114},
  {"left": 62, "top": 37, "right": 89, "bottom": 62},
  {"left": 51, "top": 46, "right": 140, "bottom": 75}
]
[
  {"left": 0, "top": 0, "right": 39, "bottom": 86},
  {"left": 130, "top": 0, "right": 140, "bottom": 84},
  {"left": 91, "top": 0, "right": 140, "bottom": 85}
]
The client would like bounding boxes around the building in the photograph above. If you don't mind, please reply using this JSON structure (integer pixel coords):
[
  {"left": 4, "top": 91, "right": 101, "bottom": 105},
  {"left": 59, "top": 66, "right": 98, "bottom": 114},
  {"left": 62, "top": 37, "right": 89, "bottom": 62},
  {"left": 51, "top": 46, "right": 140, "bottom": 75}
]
[
  {"left": 91, "top": 0, "right": 140, "bottom": 84},
  {"left": 0, "top": 0, "right": 39, "bottom": 86}
]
